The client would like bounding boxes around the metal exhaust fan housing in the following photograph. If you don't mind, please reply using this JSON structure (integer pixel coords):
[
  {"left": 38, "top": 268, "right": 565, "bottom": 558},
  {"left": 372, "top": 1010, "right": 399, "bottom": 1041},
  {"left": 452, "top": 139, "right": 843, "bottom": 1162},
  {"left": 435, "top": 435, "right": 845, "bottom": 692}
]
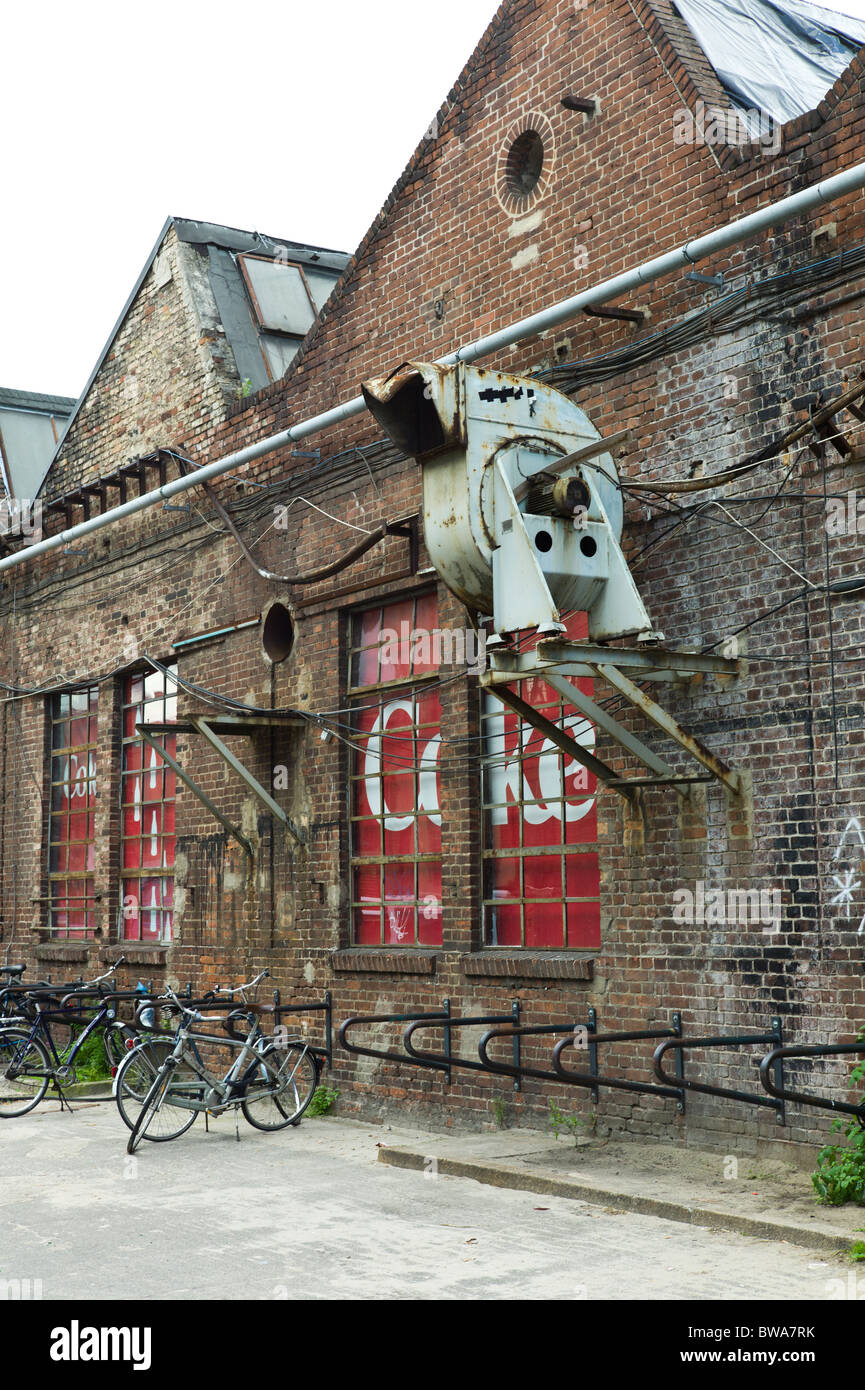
[{"left": 361, "top": 361, "right": 652, "bottom": 641}]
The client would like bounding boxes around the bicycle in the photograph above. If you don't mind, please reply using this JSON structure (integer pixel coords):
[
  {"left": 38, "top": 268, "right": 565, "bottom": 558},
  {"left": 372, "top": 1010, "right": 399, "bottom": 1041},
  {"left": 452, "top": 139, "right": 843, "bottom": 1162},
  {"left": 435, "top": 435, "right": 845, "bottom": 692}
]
[
  {"left": 0, "top": 958, "right": 140, "bottom": 1117},
  {"left": 0, "top": 966, "right": 51, "bottom": 1027},
  {"left": 118, "top": 974, "right": 318, "bottom": 1152}
]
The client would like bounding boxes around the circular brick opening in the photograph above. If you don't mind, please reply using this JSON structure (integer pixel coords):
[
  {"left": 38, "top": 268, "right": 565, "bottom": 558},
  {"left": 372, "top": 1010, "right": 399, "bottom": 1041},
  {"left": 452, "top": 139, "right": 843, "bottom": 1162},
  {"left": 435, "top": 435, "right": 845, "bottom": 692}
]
[
  {"left": 262, "top": 602, "right": 295, "bottom": 663},
  {"left": 505, "top": 130, "right": 545, "bottom": 199},
  {"left": 494, "top": 112, "right": 556, "bottom": 218}
]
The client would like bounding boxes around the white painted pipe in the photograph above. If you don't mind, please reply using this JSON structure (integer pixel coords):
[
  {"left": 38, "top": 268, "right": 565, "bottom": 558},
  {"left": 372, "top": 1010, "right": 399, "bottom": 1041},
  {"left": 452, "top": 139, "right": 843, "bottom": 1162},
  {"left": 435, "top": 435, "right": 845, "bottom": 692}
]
[{"left": 3, "top": 157, "right": 865, "bottom": 577}]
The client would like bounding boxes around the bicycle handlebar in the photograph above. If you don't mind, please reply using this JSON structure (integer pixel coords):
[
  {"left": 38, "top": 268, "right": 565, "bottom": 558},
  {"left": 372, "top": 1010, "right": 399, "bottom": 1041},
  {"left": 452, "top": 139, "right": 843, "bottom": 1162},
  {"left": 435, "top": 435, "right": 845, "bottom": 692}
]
[{"left": 211, "top": 968, "right": 270, "bottom": 999}]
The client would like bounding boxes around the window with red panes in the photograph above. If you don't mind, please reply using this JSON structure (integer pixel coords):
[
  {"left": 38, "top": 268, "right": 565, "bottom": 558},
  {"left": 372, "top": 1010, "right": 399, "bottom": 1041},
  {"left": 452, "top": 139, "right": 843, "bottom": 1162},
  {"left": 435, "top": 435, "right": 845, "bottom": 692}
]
[
  {"left": 48, "top": 688, "right": 99, "bottom": 939},
  {"left": 120, "top": 667, "right": 177, "bottom": 943},
  {"left": 481, "top": 612, "right": 601, "bottom": 948},
  {"left": 350, "top": 593, "right": 442, "bottom": 946}
]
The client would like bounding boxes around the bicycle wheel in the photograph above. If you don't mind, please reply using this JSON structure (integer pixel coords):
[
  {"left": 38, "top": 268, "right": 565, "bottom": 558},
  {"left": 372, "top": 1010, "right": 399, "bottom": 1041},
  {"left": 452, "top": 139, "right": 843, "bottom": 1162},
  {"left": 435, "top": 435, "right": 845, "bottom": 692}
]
[
  {"left": 103, "top": 1022, "right": 136, "bottom": 1075},
  {"left": 0, "top": 1030, "right": 51, "bottom": 1117},
  {"left": 242, "top": 1044, "right": 318, "bottom": 1131},
  {"left": 116, "top": 1043, "right": 199, "bottom": 1142}
]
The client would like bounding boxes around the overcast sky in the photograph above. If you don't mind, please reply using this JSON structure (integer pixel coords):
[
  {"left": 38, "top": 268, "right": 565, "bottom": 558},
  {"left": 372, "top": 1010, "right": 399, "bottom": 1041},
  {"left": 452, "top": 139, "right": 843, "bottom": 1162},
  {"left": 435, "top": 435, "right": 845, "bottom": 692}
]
[
  {"left": 3, "top": 0, "right": 864, "bottom": 401},
  {"left": 1, "top": 0, "right": 499, "bottom": 399}
]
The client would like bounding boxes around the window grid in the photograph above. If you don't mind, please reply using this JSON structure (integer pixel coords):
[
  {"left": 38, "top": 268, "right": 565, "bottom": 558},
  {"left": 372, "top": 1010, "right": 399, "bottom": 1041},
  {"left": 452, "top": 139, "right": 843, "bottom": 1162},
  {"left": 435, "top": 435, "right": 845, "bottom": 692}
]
[
  {"left": 120, "top": 667, "right": 178, "bottom": 944},
  {"left": 48, "top": 688, "right": 99, "bottom": 939},
  {"left": 350, "top": 593, "right": 443, "bottom": 947},
  {"left": 481, "top": 618, "right": 601, "bottom": 949}
]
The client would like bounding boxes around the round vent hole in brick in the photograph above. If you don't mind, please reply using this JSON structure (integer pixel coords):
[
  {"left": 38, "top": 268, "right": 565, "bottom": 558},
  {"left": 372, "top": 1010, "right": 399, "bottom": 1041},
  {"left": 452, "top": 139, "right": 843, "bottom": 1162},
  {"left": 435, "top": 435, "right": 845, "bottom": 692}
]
[
  {"left": 262, "top": 603, "right": 295, "bottom": 662},
  {"left": 505, "top": 130, "right": 545, "bottom": 198}
]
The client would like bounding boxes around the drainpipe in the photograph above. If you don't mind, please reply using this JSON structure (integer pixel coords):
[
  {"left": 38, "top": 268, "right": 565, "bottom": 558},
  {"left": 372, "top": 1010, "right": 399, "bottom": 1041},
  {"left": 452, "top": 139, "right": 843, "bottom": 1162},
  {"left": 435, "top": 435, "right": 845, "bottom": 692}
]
[{"left": 3, "top": 157, "right": 865, "bottom": 578}]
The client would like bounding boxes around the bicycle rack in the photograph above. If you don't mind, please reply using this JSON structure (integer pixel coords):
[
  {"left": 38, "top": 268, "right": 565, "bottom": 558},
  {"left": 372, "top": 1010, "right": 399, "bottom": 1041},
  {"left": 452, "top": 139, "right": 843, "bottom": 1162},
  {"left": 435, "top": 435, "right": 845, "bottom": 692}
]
[
  {"left": 402, "top": 1002, "right": 522, "bottom": 1088},
  {"left": 271, "top": 989, "right": 333, "bottom": 1070},
  {"left": 653, "top": 1016, "right": 786, "bottom": 1125},
  {"left": 552, "top": 1009, "right": 686, "bottom": 1109},
  {"left": 339, "top": 1003, "right": 453, "bottom": 1073},
  {"left": 760, "top": 1041, "right": 865, "bottom": 1124},
  {"left": 477, "top": 1019, "right": 595, "bottom": 1088}
]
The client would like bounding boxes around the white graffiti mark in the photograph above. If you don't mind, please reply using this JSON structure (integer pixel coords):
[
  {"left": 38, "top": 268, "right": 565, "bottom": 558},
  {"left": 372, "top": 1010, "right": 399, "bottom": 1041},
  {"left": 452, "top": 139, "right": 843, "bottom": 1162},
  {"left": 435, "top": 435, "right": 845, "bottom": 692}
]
[
  {"left": 830, "top": 817, "right": 865, "bottom": 934},
  {"left": 833, "top": 816, "right": 865, "bottom": 863}
]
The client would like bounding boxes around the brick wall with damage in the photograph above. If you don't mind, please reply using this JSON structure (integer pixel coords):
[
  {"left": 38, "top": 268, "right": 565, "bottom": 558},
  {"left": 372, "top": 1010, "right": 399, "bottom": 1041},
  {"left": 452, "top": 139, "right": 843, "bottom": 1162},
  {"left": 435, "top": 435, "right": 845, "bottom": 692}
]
[{"left": 2, "top": 0, "right": 865, "bottom": 1157}]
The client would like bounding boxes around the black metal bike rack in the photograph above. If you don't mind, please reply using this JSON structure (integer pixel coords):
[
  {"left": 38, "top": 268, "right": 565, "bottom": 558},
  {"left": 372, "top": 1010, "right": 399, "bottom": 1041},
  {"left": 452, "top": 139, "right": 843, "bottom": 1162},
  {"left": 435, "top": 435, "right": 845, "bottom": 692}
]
[
  {"left": 402, "top": 1002, "right": 522, "bottom": 1088},
  {"left": 760, "top": 1040, "right": 865, "bottom": 1125},
  {"left": 552, "top": 1009, "right": 687, "bottom": 1109},
  {"left": 339, "top": 1003, "right": 453, "bottom": 1074},
  {"left": 477, "top": 1019, "right": 596, "bottom": 1089},
  {"left": 271, "top": 988, "right": 333, "bottom": 1070},
  {"left": 654, "top": 1016, "right": 786, "bottom": 1125}
]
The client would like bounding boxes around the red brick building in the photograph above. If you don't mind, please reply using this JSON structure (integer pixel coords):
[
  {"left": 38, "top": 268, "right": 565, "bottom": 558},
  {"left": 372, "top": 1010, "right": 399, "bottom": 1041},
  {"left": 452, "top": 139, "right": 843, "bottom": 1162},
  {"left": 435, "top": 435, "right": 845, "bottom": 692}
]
[{"left": 3, "top": 0, "right": 865, "bottom": 1156}]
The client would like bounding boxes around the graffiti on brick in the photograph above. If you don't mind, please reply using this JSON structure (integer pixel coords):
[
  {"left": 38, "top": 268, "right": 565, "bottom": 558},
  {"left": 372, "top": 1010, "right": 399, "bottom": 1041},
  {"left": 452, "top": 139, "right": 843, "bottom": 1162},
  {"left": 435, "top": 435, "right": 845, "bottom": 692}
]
[{"left": 829, "top": 817, "right": 865, "bottom": 934}]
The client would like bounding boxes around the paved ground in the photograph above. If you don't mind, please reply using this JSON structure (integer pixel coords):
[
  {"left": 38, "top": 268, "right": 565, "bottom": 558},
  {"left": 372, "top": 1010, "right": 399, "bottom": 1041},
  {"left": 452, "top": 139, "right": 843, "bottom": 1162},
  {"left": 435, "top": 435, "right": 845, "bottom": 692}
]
[
  {"left": 0, "top": 1099, "right": 856, "bottom": 1301},
  {"left": 378, "top": 1128, "right": 863, "bottom": 1252}
]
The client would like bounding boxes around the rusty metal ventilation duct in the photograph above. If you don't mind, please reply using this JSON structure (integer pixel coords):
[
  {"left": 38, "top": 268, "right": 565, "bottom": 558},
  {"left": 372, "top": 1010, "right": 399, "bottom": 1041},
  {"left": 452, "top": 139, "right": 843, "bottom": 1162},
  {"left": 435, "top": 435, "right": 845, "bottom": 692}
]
[{"left": 362, "top": 360, "right": 651, "bottom": 641}]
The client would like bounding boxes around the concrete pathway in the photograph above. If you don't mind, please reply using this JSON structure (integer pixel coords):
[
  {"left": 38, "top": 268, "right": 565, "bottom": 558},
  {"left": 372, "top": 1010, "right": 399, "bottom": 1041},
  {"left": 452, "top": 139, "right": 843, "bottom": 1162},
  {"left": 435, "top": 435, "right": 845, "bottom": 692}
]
[{"left": 0, "top": 1101, "right": 857, "bottom": 1300}]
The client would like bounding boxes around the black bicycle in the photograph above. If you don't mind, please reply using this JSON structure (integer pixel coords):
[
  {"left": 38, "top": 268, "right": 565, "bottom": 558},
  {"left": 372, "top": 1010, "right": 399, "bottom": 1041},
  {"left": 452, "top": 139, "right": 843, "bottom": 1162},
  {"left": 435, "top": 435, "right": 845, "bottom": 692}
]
[{"left": 0, "top": 958, "right": 139, "bottom": 1117}]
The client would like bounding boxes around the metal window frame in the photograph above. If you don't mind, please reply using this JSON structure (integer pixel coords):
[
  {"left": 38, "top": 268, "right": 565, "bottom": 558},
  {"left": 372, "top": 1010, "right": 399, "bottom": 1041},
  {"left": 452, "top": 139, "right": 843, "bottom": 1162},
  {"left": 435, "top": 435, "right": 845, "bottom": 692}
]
[
  {"left": 120, "top": 665, "right": 179, "bottom": 945},
  {"left": 349, "top": 592, "right": 443, "bottom": 947},
  {"left": 237, "top": 252, "right": 318, "bottom": 341},
  {"left": 479, "top": 665, "right": 602, "bottom": 950},
  {"left": 47, "top": 686, "right": 99, "bottom": 940}
]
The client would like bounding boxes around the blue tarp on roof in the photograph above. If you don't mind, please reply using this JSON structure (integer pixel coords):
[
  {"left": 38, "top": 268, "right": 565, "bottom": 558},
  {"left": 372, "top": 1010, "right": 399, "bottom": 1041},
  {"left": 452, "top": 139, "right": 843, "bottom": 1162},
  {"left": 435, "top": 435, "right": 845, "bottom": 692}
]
[{"left": 674, "top": 0, "right": 865, "bottom": 123}]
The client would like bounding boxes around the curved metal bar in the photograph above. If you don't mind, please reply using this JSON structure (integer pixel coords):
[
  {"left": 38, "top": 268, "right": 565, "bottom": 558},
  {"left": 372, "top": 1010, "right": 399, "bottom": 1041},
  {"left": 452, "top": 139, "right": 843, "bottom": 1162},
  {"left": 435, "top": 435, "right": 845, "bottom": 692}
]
[
  {"left": 553, "top": 1025, "right": 685, "bottom": 1106},
  {"left": 653, "top": 1020, "right": 785, "bottom": 1123},
  {"left": 339, "top": 1007, "right": 451, "bottom": 1073},
  {"left": 403, "top": 1005, "right": 520, "bottom": 1086},
  {"left": 760, "top": 1042, "right": 865, "bottom": 1123},
  {"left": 271, "top": 990, "right": 332, "bottom": 1069},
  {"left": 478, "top": 1021, "right": 591, "bottom": 1085}
]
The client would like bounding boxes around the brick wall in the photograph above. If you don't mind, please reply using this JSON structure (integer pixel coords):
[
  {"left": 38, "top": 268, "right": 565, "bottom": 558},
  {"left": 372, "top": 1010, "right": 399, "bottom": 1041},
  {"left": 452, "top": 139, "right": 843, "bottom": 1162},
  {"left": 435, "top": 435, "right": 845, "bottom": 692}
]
[{"left": 3, "top": 0, "right": 865, "bottom": 1156}]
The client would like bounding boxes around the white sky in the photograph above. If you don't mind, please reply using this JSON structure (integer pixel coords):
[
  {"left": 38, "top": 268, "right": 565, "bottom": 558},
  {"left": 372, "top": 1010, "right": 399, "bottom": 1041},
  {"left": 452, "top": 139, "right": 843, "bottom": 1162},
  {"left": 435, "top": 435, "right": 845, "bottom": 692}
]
[
  {"left": 1, "top": 0, "right": 499, "bottom": 399},
  {"left": 2, "top": 0, "right": 863, "bottom": 400}
]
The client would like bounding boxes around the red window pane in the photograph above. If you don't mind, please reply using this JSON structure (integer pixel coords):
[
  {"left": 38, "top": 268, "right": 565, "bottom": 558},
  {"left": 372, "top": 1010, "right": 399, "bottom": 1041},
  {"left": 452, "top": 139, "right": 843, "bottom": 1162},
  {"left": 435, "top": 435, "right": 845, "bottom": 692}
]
[
  {"left": 351, "top": 594, "right": 442, "bottom": 946},
  {"left": 566, "top": 899, "right": 601, "bottom": 949},
  {"left": 354, "top": 905, "right": 381, "bottom": 944},
  {"left": 486, "top": 902, "right": 521, "bottom": 946},
  {"left": 525, "top": 899, "right": 564, "bottom": 948},
  {"left": 482, "top": 611, "right": 600, "bottom": 947},
  {"left": 417, "top": 861, "right": 442, "bottom": 945}
]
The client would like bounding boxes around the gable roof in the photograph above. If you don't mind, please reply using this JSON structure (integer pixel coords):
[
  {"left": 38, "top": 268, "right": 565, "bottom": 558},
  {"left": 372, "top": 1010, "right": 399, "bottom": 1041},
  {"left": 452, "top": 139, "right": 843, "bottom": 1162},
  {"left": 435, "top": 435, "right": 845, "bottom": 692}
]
[
  {"left": 0, "top": 388, "right": 75, "bottom": 501},
  {"left": 45, "top": 216, "right": 351, "bottom": 494}
]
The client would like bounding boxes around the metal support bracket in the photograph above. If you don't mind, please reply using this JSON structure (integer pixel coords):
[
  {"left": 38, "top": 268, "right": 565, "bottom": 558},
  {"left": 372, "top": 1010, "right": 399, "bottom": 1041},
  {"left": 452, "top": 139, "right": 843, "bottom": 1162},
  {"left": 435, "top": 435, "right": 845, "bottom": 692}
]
[
  {"left": 482, "top": 639, "right": 741, "bottom": 801},
  {"left": 137, "top": 726, "right": 254, "bottom": 859},
  {"left": 190, "top": 716, "right": 307, "bottom": 846}
]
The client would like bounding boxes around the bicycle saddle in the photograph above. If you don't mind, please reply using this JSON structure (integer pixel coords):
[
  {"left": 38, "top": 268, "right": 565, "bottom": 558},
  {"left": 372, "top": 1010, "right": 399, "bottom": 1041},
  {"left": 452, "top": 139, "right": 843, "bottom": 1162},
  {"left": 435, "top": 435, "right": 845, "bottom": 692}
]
[
  {"left": 227, "top": 1003, "right": 275, "bottom": 1019},
  {"left": 0, "top": 965, "right": 25, "bottom": 978}
]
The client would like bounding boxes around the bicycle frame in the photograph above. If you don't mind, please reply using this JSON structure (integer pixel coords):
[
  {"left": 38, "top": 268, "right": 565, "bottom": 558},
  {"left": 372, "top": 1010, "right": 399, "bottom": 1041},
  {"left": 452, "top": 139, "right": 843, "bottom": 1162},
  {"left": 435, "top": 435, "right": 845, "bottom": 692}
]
[
  {"left": 137, "top": 1019, "right": 311, "bottom": 1117},
  {"left": 4, "top": 996, "right": 116, "bottom": 1082}
]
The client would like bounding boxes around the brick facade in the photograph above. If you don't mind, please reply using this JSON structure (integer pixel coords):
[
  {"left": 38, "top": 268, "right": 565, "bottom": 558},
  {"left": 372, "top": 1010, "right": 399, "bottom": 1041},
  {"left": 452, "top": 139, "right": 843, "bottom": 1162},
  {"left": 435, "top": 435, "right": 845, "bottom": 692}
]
[{"left": 3, "top": 0, "right": 865, "bottom": 1156}]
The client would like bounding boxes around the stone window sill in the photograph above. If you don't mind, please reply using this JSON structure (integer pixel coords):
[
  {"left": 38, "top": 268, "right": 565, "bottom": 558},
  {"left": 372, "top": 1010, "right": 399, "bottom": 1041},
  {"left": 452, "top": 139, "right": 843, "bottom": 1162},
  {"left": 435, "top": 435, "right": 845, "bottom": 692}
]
[
  {"left": 102, "top": 944, "right": 168, "bottom": 968},
  {"left": 34, "top": 943, "right": 90, "bottom": 964},
  {"left": 460, "top": 953, "right": 594, "bottom": 981},
  {"left": 331, "top": 950, "right": 437, "bottom": 975}
]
